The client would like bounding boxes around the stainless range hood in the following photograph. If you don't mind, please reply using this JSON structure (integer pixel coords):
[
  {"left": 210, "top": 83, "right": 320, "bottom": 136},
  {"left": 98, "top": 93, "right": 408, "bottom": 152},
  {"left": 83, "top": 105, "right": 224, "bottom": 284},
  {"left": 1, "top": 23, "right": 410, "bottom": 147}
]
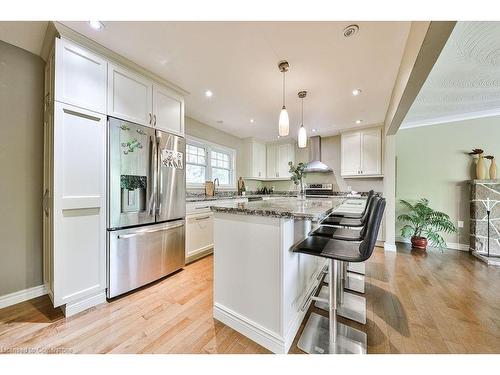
[{"left": 304, "top": 136, "right": 333, "bottom": 173}]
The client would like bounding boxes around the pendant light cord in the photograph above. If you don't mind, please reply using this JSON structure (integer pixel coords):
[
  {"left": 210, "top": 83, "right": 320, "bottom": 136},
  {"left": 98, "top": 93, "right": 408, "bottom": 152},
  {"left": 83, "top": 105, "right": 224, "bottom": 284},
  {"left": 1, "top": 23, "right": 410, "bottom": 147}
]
[
  {"left": 301, "top": 97, "right": 304, "bottom": 126},
  {"left": 282, "top": 71, "right": 286, "bottom": 108}
]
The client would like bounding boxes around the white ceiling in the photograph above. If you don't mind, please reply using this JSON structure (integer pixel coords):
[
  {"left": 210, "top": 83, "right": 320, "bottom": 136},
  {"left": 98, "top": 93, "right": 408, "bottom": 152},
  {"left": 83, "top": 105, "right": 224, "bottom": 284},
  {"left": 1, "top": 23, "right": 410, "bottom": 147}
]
[
  {"left": 60, "top": 21, "right": 410, "bottom": 141},
  {"left": 0, "top": 21, "right": 411, "bottom": 140},
  {"left": 402, "top": 21, "right": 500, "bottom": 128},
  {"left": 0, "top": 21, "right": 48, "bottom": 55}
]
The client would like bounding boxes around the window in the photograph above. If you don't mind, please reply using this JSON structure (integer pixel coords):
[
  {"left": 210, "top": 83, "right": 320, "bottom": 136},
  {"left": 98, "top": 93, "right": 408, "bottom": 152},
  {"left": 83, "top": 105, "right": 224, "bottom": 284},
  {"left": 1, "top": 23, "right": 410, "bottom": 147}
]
[
  {"left": 186, "top": 144, "right": 207, "bottom": 184},
  {"left": 186, "top": 138, "right": 235, "bottom": 188}
]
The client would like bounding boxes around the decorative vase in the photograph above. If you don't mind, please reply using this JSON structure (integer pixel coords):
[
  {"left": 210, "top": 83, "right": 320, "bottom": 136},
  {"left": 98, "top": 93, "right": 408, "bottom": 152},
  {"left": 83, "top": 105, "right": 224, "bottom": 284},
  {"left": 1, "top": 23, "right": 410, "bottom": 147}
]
[
  {"left": 299, "top": 179, "right": 305, "bottom": 199},
  {"left": 489, "top": 158, "right": 497, "bottom": 180},
  {"left": 411, "top": 236, "right": 428, "bottom": 250},
  {"left": 476, "top": 154, "right": 486, "bottom": 180}
]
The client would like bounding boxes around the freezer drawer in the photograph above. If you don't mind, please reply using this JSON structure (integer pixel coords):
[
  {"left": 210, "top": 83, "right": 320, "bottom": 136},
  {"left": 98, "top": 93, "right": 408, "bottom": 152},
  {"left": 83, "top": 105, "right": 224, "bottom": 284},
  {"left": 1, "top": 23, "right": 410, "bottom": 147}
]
[{"left": 107, "top": 220, "right": 185, "bottom": 298}]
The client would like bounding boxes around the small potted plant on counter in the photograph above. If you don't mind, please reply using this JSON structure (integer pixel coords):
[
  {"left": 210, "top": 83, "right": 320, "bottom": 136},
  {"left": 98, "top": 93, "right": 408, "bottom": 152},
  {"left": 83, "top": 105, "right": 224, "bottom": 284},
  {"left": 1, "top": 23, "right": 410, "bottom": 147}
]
[
  {"left": 398, "top": 198, "right": 457, "bottom": 251},
  {"left": 288, "top": 161, "right": 307, "bottom": 198}
]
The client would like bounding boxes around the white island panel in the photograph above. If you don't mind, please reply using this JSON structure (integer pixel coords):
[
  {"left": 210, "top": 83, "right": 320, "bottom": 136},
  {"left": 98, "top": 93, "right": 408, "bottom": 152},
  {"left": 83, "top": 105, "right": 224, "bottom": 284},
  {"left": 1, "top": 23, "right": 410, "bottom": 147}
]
[{"left": 213, "top": 212, "right": 323, "bottom": 354}]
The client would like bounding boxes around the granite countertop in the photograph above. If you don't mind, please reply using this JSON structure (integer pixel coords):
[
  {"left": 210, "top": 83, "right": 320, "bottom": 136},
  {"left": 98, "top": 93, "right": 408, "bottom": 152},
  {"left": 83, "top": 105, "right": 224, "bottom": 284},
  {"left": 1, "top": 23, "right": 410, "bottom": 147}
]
[
  {"left": 186, "top": 194, "right": 294, "bottom": 203},
  {"left": 210, "top": 197, "right": 345, "bottom": 221}
]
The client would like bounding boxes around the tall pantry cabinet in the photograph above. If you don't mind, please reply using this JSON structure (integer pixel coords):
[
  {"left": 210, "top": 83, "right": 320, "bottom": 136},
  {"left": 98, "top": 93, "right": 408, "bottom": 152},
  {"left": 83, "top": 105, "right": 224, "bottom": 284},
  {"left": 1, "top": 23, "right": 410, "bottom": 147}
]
[{"left": 43, "top": 37, "right": 108, "bottom": 316}]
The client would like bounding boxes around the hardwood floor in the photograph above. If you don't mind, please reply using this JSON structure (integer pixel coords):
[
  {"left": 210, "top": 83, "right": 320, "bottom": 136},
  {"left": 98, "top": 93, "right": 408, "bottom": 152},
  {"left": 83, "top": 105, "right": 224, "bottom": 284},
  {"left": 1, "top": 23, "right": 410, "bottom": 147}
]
[{"left": 1, "top": 244, "right": 499, "bottom": 354}]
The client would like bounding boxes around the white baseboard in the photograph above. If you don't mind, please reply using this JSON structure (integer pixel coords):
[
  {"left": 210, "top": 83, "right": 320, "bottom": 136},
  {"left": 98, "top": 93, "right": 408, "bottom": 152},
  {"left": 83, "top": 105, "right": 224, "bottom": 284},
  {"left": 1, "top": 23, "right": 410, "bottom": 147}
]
[
  {"left": 384, "top": 242, "right": 397, "bottom": 252},
  {"left": 61, "top": 291, "right": 107, "bottom": 317},
  {"left": 213, "top": 303, "right": 286, "bottom": 354},
  {"left": 0, "top": 285, "right": 47, "bottom": 309},
  {"left": 396, "top": 237, "right": 469, "bottom": 251},
  {"left": 186, "top": 247, "right": 213, "bottom": 264}
]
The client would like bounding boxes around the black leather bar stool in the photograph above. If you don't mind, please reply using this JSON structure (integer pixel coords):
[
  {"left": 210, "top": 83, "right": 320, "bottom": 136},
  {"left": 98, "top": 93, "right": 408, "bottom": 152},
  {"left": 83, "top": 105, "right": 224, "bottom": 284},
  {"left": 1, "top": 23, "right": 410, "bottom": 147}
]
[
  {"left": 328, "top": 190, "right": 375, "bottom": 219},
  {"left": 313, "top": 196, "right": 382, "bottom": 315},
  {"left": 312, "top": 193, "right": 378, "bottom": 295},
  {"left": 292, "top": 197, "right": 386, "bottom": 354},
  {"left": 320, "top": 191, "right": 377, "bottom": 228}
]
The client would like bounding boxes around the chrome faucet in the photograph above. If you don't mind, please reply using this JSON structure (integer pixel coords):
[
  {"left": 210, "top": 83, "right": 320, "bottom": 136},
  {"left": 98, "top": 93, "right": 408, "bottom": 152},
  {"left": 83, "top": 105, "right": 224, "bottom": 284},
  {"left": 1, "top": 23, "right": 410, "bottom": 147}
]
[{"left": 213, "top": 178, "right": 219, "bottom": 196}]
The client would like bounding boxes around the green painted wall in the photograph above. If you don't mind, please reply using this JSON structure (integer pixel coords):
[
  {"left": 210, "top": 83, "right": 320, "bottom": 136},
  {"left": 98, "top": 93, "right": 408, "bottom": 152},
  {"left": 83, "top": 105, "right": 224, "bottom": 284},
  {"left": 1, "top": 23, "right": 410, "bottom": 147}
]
[{"left": 396, "top": 116, "right": 500, "bottom": 246}]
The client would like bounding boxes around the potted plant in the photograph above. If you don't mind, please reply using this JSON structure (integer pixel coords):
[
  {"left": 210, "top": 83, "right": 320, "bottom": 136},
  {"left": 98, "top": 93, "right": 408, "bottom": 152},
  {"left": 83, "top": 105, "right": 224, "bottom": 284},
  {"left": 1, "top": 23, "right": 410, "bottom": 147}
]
[
  {"left": 397, "top": 198, "right": 457, "bottom": 251},
  {"left": 288, "top": 161, "right": 307, "bottom": 198}
]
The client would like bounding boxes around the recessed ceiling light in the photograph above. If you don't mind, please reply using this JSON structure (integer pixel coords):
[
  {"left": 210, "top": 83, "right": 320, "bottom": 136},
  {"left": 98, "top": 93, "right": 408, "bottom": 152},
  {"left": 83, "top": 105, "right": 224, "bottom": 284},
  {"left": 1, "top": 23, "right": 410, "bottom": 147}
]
[
  {"left": 205, "top": 90, "right": 213, "bottom": 98},
  {"left": 250, "top": 118, "right": 254, "bottom": 123},
  {"left": 356, "top": 120, "right": 362, "bottom": 124},
  {"left": 352, "top": 89, "right": 362, "bottom": 96},
  {"left": 312, "top": 128, "right": 317, "bottom": 132},
  {"left": 88, "top": 21, "right": 104, "bottom": 30}
]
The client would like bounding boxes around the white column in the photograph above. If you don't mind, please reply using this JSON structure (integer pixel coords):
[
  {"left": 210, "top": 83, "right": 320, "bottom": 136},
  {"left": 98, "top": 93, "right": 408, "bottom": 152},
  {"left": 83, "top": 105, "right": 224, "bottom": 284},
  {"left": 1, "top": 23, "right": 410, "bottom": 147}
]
[{"left": 383, "top": 134, "right": 397, "bottom": 252}]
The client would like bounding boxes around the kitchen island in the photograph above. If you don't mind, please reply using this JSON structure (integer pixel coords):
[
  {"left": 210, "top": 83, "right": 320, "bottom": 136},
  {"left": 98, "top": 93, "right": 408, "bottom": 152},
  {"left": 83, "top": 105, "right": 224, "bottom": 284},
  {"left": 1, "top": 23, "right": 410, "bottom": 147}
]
[{"left": 210, "top": 197, "right": 344, "bottom": 353}]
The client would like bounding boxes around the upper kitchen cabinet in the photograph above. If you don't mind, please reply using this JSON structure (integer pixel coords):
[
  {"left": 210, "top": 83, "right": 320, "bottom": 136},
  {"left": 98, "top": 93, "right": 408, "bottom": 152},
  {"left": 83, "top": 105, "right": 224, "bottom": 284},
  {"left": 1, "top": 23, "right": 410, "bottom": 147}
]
[
  {"left": 267, "top": 142, "right": 295, "bottom": 179},
  {"left": 341, "top": 127, "right": 383, "bottom": 177},
  {"left": 108, "top": 64, "right": 153, "bottom": 126},
  {"left": 152, "top": 83, "right": 185, "bottom": 135},
  {"left": 242, "top": 138, "right": 267, "bottom": 178},
  {"left": 54, "top": 38, "right": 107, "bottom": 114},
  {"left": 108, "top": 65, "right": 185, "bottom": 134}
]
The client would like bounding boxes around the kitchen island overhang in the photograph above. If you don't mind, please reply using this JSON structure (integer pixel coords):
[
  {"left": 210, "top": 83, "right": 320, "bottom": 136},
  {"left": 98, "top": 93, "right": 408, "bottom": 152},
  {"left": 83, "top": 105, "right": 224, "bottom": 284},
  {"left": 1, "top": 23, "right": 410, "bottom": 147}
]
[{"left": 211, "top": 198, "right": 344, "bottom": 353}]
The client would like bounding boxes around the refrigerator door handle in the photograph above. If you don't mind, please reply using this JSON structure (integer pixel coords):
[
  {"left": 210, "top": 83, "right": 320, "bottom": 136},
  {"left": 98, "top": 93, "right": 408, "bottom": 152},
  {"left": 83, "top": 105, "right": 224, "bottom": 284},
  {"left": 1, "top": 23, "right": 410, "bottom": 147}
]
[
  {"left": 117, "top": 221, "right": 185, "bottom": 239},
  {"left": 156, "top": 133, "right": 162, "bottom": 217},
  {"left": 148, "top": 134, "right": 157, "bottom": 217}
]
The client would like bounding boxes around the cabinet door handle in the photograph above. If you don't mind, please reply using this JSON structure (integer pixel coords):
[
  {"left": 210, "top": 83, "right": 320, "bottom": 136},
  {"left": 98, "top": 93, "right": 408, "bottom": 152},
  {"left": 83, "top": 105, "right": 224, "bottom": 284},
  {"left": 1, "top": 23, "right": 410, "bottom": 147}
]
[
  {"left": 148, "top": 113, "right": 152, "bottom": 124},
  {"left": 153, "top": 114, "right": 157, "bottom": 126},
  {"left": 195, "top": 216, "right": 211, "bottom": 221},
  {"left": 196, "top": 206, "right": 210, "bottom": 210}
]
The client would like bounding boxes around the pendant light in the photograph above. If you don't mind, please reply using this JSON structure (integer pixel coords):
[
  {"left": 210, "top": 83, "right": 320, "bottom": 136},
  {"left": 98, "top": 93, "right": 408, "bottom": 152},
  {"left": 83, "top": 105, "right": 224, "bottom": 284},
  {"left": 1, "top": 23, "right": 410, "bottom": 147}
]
[
  {"left": 278, "top": 61, "right": 290, "bottom": 136},
  {"left": 297, "top": 90, "right": 307, "bottom": 148}
]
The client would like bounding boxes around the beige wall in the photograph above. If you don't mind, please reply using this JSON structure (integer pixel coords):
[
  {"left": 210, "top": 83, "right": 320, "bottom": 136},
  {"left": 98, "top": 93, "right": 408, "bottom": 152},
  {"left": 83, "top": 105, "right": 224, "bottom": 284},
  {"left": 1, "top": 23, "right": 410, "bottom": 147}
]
[
  {"left": 396, "top": 116, "right": 500, "bottom": 246},
  {"left": 185, "top": 116, "right": 259, "bottom": 190},
  {"left": 262, "top": 134, "right": 384, "bottom": 193},
  {"left": 0, "top": 41, "right": 44, "bottom": 296}
]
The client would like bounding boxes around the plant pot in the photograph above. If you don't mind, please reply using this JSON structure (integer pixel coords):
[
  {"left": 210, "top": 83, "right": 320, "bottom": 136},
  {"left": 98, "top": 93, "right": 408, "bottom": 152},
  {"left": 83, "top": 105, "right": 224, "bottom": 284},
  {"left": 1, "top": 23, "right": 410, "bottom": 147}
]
[{"left": 411, "top": 236, "right": 428, "bottom": 250}]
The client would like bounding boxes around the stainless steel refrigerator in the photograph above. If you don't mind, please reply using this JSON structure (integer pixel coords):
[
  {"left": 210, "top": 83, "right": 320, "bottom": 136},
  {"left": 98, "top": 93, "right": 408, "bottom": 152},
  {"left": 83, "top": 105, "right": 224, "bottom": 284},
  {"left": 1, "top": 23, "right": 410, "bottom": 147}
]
[{"left": 107, "top": 117, "right": 186, "bottom": 298}]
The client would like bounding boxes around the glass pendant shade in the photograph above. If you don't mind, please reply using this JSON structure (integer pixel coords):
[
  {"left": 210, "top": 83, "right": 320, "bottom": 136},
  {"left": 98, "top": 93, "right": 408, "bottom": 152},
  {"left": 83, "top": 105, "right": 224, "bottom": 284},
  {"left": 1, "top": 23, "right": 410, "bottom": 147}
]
[
  {"left": 298, "top": 125, "right": 307, "bottom": 148},
  {"left": 278, "top": 106, "right": 289, "bottom": 136}
]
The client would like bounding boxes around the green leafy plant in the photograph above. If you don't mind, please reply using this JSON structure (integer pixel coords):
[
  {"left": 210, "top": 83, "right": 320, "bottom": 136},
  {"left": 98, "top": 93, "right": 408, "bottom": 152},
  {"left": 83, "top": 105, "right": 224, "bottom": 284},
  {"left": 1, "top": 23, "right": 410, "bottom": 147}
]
[
  {"left": 398, "top": 198, "right": 457, "bottom": 250},
  {"left": 288, "top": 161, "right": 307, "bottom": 185}
]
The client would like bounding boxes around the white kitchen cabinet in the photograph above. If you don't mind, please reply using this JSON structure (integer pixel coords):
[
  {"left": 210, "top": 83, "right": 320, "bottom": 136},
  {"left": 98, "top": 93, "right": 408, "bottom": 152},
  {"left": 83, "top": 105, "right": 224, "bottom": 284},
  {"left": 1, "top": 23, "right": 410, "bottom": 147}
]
[
  {"left": 43, "top": 37, "right": 108, "bottom": 317},
  {"left": 186, "top": 212, "right": 214, "bottom": 263},
  {"left": 54, "top": 38, "right": 107, "bottom": 114},
  {"left": 108, "top": 64, "right": 153, "bottom": 126},
  {"left": 341, "top": 127, "right": 382, "bottom": 177},
  {"left": 152, "top": 83, "right": 185, "bottom": 135},
  {"left": 185, "top": 198, "right": 247, "bottom": 263},
  {"left": 243, "top": 138, "right": 267, "bottom": 178},
  {"left": 267, "top": 142, "right": 295, "bottom": 179},
  {"left": 49, "top": 102, "right": 107, "bottom": 314},
  {"left": 361, "top": 127, "right": 382, "bottom": 175},
  {"left": 278, "top": 143, "right": 295, "bottom": 177},
  {"left": 266, "top": 143, "right": 278, "bottom": 179},
  {"left": 108, "top": 65, "right": 185, "bottom": 134},
  {"left": 341, "top": 132, "right": 361, "bottom": 176}
]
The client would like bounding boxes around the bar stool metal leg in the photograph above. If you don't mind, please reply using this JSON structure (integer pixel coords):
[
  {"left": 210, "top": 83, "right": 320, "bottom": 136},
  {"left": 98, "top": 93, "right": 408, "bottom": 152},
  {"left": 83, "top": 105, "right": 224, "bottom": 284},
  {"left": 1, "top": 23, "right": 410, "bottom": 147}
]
[
  {"left": 315, "top": 261, "right": 367, "bottom": 324},
  {"left": 297, "top": 259, "right": 367, "bottom": 354},
  {"left": 323, "top": 266, "right": 365, "bottom": 294}
]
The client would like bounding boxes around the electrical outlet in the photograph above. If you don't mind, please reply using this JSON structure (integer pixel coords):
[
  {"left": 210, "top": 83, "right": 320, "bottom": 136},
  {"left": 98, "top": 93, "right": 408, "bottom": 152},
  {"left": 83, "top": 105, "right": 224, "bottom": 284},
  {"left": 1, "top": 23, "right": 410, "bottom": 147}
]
[
  {"left": 347, "top": 185, "right": 352, "bottom": 191},
  {"left": 458, "top": 221, "right": 464, "bottom": 228}
]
